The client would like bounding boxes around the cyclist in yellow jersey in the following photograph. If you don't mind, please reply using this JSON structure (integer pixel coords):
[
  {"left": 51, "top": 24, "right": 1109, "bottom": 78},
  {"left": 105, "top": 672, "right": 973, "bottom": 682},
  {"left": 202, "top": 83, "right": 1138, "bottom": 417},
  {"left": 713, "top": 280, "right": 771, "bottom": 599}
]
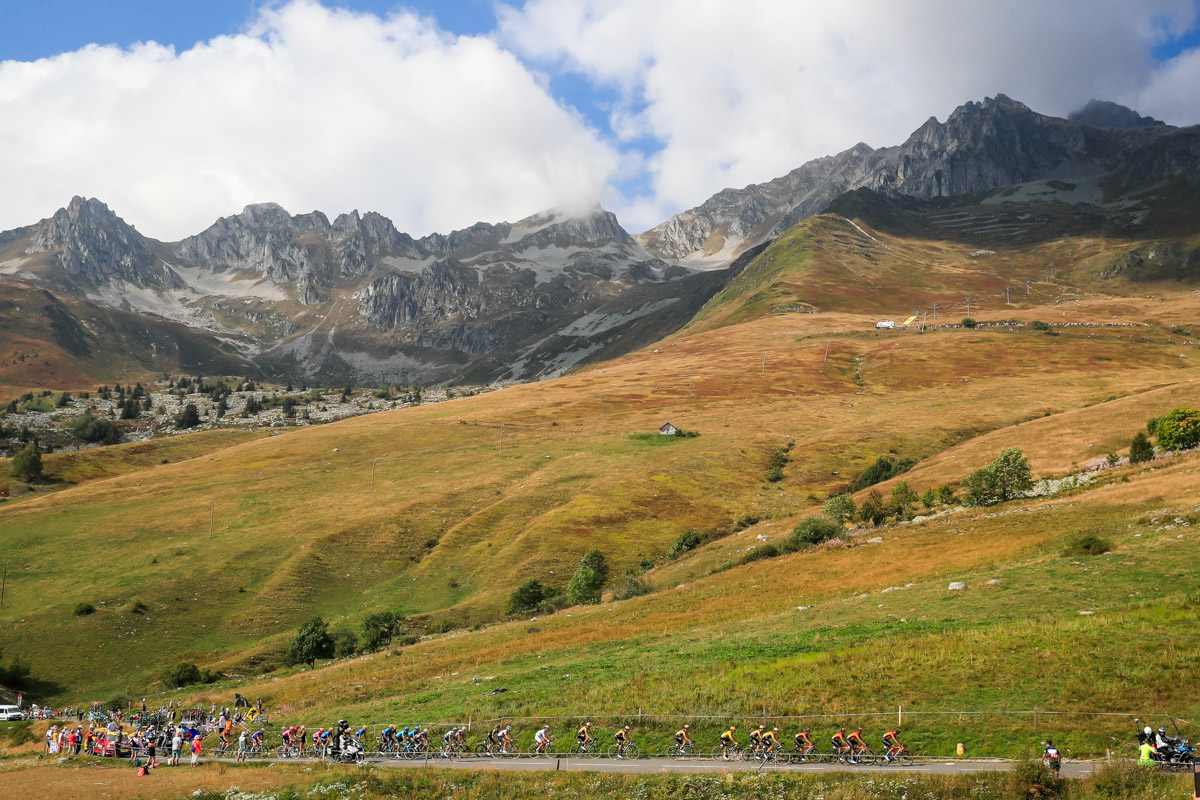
[
  {"left": 762, "top": 728, "right": 781, "bottom": 756},
  {"left": 674, "top": 724, "right": 692, "bottom": 748},
  {"left": 719, "top": 725, "right": 738, "bottom": 760},
  {"left": 576, "top": 722, "right": 594, "bottom": 750}
]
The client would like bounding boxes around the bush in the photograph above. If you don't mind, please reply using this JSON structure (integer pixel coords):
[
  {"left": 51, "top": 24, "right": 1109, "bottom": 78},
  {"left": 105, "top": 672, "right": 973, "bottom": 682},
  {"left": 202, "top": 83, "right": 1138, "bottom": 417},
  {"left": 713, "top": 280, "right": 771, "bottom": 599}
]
[
  {"left": 1008, "top": 758, "right": 1063, "bottom": 798},
  {"left": 73, "top": 602, "right": 96, "bottom": 616},
  {"left": 961, "top": 317, "right": 977, "bottom": 328},
  {"left": 1031, "top": 320, "right": 1051, "bottom": 331},
  {"left": 176, "top": 403, "right": 201, "bottom": 429},
  {"left": 392, "top": 633, "right": 421, "bottom": 647},
  {"left": 890, "top": 481, "right": 918, "bottom": 519},
  {"left": 11, "top": 443, "right": 44, "bottom": 482},
  {"left": 68, "top": 410, "right": 121, "bottom": 444},
  {"left": 165, "top": 662, "right": 203, "bottom": 688},
  {"left": 566, "top": 549, "right": 609, "bottom": 605},
  {"left": 962, "top": 447, "right": 1033, "bottom": 507},
  {"left": 1153, "top": 407, "right": 1200, "bottom": 451},
  {"left": 106, "top": 694, "right": 131, "bottom": 713},
  {"left": 790, "top": 515, "right": 842, "bottom": 547},
  {"left": 506, "top": 579, "right": 547, "bottom": 615},
  {"left": 937, "top": 484, "right": 956, "bottom": 505},
  {"left": 822, "top": 494, "right": 856, "bottom": 525},
  {"left": 1064, "top": 534, "right": 1112, "bottom": 556},
  {"left": 55, "top": 391, "right": 70, "bottom": 408},
  {"left": 535, "top": 594, "right": 569, "bottom": 615},
  {"left": 285, "top": 616, "right": 335, "bottom": 667},
  {"left": 612, "top": 572, "right": 653, "bottom": 601},
  {"left": 667, "top": 530, "right": 705, "bottom": 559},
  {"left": 857, "top": 489, "right": 888, "bottom": 526},
  {"left": 1129, "top": 431, "right": 1154, "bottom": 464},
  {"left": 920, "top": 488, "right": 937, "bottom": 509},
  {"left": 333, "top": 629, "right": 358, "bottom": 658},
  {"left": 850, "top": 457, "right": 915, "bottom": 492},
  {"left": 361, "top": 611, "right": 400, "bottom": 650}
]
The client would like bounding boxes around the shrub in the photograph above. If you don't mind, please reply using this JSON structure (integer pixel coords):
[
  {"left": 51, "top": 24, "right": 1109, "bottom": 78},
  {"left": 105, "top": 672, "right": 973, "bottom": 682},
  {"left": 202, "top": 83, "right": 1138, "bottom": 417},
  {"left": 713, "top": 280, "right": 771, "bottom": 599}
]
[
  {"left": 765, "top": 446, "right": 789, "bottom": 483},
  {"left": 937, "top": 484, "right": 956, "bottom": 505},
  {"left": 176, "top": 403, "right": 201, "bottom": 429},
  {"left": 667, "top": 530, "right": 705, "bottom": 559},
  {"left": 920, "top": 488, "right": 937, "bottom": 510},
  {"left": 1008, "top": 758, "right": 1063, "bottom": 798},
  {"left": 1129, "top": 431, "right": 1154, "bottom": 464},
  {"left": 11, "top": 443, "right": 44, "bottom": 482},
  {"left": 790, "top": 515, "right": 842, "bottom": 547},
  {"left": 1064, "top": 534, "right": 1112, "bottom": 556},
  {"left": 857, "top": 489, "right": 888, "bottom": 526},
  {"left": 961, "top": 317, "right": 977, "bottom": 328},
  {"left": 612, "top": 572, "right": 653, "bottom": 601},
  {"left": 333, "top": 630, "right": 358, "bottom": 658},
  {"left": 361, "top": 611, "right": 400, "bottom": 650},
  {"left": 165, "top": 662, "right": 203, "bottom": 688},
  {"left": 68, "top": 410, "right": 121, "bottom": 444},
  {"left": 566, "top": 549, "right": 609, "bottom": 605},
  {"left": 535, "top": 594, "right": 569, "bottom": 615},
  {"left": 106, "top": 694, "right": 131, "bottom": 713},
  {"left": 285, "top": 617, "right": 335, "bottom": 667},
  {"left": 73, "top": 602, "right": 96, "bottom": 616},
  {"left": 506, "top": 579, "right": 547, "bottom": 615},
  {"left": 55, "top": 391, "right": 70, "bottom": 408},
  {"left": 1154, "top": 407, "right": 1200, "bottom": 451},
  {"left": 850, "top": 457, "right": 915, "bottom": 491},
  {"left": 822, "top": 494, "right": 856, "bottom": 525},
  {"left": 890, "top": 481, "right": 918, "bottom": 519},
  {"left": 1031, "top": 320, "right": 1051, "bottom": 331},
  {"left": 963, "top": 448, "right": 1033, "bottom": 506}
]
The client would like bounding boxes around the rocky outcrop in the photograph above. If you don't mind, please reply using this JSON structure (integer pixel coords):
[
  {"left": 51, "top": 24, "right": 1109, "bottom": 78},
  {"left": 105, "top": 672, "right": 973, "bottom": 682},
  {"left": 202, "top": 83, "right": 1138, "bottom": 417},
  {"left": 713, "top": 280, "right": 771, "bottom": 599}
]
[
  {"left": 1069, "top": 99, "right": 1166, "bottom": 129},
  {"left": 25, "top": 197, "right": 162, "bottom": 285},
  {"left": 642, "top": 95, "right": 1200, "bottom": 262}
]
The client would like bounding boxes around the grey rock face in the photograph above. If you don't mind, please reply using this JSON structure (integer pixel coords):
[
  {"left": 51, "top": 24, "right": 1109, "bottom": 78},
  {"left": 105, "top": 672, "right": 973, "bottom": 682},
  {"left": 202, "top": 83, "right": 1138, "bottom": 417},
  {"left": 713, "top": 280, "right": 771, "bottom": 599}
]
[
  {"left": 642, "top": 95, "right": 1197, "bottom": 262},
  {"left": 26, "top": 196, "right": 162, "bottom": 285}
]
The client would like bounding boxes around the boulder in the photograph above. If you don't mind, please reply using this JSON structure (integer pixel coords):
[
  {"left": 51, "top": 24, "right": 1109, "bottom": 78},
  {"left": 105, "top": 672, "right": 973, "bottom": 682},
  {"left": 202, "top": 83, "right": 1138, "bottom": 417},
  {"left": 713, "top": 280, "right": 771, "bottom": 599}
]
[{"left": 948, "top": 581, "right": 967, "bottom": 591}]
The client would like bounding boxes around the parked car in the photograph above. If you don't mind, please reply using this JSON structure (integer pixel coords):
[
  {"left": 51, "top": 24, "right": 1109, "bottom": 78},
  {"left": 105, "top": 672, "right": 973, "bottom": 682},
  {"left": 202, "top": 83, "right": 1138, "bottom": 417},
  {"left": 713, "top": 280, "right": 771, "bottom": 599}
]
[
  {"left": 0, "top": 705, "right": 25, "bottom": 721},
  {"left": 91, "top": 731, "right": 132, "bottom": 758},
  {"left": 875, "top": 320, "right": 896, "bottom": 329}
]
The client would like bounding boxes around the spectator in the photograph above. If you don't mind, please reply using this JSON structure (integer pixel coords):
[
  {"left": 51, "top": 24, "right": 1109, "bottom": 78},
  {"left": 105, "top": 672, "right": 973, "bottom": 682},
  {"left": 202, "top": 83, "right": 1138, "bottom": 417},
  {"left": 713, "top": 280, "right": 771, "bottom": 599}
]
[
  {"left": 190, "top": 735, "right": 203, "bottom": 767},
  {"left": 170, "top": 730, "right": 183, "bottom": 766}
]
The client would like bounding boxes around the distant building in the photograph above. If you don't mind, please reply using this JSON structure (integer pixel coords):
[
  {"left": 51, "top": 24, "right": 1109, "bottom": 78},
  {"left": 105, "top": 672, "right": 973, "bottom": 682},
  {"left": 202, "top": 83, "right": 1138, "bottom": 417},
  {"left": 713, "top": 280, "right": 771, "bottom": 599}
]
[{"left": 659, "top": 422, "right": 679, "bottom": 436}]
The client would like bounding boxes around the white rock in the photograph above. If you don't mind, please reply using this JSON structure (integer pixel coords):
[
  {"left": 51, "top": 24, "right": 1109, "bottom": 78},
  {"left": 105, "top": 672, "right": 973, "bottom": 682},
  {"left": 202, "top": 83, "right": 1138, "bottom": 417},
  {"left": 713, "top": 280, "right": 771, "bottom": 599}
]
[
  {"left": 948, "top": 582, "right": 967, "bottom": 591},
  {"left": 1079, "top": 610, "right": 1094, "bottom": 615},
  {"left": 986, "top": 579, "right": 1003, "bottom": 586},
  {"left": 868, "top": 537, "right": 884, "bottom": 544}
]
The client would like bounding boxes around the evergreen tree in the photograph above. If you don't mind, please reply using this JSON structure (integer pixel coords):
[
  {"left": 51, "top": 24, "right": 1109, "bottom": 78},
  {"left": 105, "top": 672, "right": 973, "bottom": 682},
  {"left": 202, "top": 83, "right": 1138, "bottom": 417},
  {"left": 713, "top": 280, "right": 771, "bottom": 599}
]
[
  {"left": 1129, "top": 431, "right": 1154, "bottom": 464},
  {"left": 566, "top": 549, "right": 609, "bottom": 605},
  {"left": 11, "top": 443, "right": 43, "bottom": 482},
  {"left": 176, "top": 403, "right": 201, "bottom": 429}
]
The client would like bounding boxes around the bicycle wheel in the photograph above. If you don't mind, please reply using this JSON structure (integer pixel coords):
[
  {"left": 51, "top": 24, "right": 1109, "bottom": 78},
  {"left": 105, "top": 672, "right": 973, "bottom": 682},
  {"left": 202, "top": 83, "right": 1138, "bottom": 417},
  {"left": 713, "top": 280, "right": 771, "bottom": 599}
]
[
  {"left": 474, "top": 742, "right": 492, "bottom": 758},
  {"left": 710, "top": 746, "right": 726, "bottom": 760},
  {"left": 855, "top": 748, "right": 876, "bottom": 765},
  {"left": 604, "top": 744, "right": 620, "bottom": 759},
  {"left": 623, "top": 743, "right": 639, "bottom": 760},
  {"left": 571, "top": 743, "right": 588, "bottom": 757},
  {"left": 897, "top": 751, "right": 914, "bottom": 766}
]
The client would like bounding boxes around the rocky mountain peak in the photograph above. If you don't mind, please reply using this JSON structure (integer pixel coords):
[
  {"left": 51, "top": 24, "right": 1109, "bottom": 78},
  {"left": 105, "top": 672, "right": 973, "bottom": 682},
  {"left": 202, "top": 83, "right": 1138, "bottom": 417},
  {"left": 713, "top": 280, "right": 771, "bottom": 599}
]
[
  {"left": 27, "top": 196, "right": 160, "bottom": 285},
  {"left": 1068, "top": 99, "right": 1166, "bottom": 129}
]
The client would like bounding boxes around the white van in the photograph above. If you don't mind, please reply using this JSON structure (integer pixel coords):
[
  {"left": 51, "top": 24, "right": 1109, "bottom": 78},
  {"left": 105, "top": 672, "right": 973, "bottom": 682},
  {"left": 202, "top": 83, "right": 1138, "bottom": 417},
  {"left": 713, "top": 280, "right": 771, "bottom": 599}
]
[
  {"left": 0, "top": 705, "right": 25, "bottom": 721},
  {"left": 875, "top": 320, "right": 896, "bottom": 329}
]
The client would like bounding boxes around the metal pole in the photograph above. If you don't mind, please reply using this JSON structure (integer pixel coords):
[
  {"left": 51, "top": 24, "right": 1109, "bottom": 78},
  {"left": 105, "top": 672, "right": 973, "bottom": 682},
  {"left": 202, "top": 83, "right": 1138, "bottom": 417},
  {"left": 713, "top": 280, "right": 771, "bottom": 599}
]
[
  {"left": 0, "top": 560, "right": 6, "bottom": 606},
  {"left": 209, "top": 503, "right": 214, "bottom": 539},
  {"left": 932, "top": 303, "right": 937, "bottom": 322},
  {"left": 1006, "top": 286, "right": 1011, "bottom": 304},
  {"left": 966, "top": 297, "right": 971, "bottom": 316},
  {"left": 499, "top": 423, "right": 505, "bottom": 454}
]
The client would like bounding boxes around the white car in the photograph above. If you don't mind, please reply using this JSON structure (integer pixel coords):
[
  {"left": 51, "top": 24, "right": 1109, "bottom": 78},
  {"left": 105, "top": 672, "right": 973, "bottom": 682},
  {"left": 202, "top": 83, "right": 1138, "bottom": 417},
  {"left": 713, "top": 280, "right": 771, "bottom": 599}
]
[
  {"left": 0, "top": 705, "right": 25, "bottom": 721},
  {"left": 875, "top": 320, "right": 896, "bottom": 329}
]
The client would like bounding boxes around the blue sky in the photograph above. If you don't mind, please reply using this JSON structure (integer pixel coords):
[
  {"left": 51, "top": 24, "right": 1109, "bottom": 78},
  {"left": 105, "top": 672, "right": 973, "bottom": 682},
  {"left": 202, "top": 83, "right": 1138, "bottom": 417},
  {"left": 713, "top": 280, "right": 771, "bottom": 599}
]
[{"left": 1, "top": 0, "right": 1198, "bottom": 240}]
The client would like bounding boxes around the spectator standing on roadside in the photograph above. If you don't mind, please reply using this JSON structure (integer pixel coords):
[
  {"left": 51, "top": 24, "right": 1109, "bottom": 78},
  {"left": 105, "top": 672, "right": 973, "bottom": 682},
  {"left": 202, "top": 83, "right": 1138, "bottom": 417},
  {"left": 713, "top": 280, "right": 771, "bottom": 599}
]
[
  {"left": 191, "top": 735, "right": 203, "bottom": 767},
  {"left": 170, "top": 730, "right": 183, "bottom": 766}
]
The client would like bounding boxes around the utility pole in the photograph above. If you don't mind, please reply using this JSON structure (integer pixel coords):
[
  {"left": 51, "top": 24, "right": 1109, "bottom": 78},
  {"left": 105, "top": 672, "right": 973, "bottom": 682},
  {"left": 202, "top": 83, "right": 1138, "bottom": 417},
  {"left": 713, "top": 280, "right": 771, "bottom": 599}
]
[
  {"left": 931, "top": 303, "right": 938, "bottom": 322},
  {"left": 966, "top": 297, "right": 972, "bottom": 316},
  {"left": 499, "top": 422, "right": 505, "bottom": 454},
  {"left": 1005, "top": 286, "right": 1011, "bottom": 304},
  {"left": 371, "top": 458, "right": 377, "bottom": 492},
  {"left": 1026, "top": 279, "right": 1031, "bottom": 295},
  {"left": 208, "top": 503, "right": 215, "bottom": 539}
]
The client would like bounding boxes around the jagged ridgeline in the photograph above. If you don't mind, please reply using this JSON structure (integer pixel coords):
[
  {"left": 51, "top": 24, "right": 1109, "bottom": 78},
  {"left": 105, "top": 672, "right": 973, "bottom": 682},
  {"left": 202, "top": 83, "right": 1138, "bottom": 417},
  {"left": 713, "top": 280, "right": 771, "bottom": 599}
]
[{"left": 1, "top": 95, "right": 1197, "bottom": 390}]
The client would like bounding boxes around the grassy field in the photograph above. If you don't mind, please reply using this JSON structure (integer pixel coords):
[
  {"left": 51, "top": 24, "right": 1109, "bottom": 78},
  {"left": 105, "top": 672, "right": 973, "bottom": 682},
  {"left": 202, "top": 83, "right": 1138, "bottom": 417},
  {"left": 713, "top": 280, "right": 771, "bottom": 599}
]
[
  {"left": 0, "top": 758, "right": 1191, "bottom": 800},
  {"left": 1, "top": 199, "right": 1198, "bottom": 776}
]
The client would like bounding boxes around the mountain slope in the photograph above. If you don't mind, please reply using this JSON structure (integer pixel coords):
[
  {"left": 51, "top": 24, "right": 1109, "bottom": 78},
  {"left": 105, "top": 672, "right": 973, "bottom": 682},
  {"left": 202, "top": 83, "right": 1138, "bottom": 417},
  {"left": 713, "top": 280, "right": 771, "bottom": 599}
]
[{"left": 640, "top": 95, "right": 1200, "bottom": 265}]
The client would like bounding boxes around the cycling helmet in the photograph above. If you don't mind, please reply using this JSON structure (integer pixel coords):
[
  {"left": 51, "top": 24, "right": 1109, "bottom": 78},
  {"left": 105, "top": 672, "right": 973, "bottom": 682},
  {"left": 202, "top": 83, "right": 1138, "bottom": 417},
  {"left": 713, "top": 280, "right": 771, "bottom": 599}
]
[
  {"left": 585, "top": 722, "right": 592, "bottom": 727},
  {"left": 803, "top": 728, "right": 811, "bottom": 734},
  {"left": 1144, "top": 726, "right": 1152, "bottom": 736},
  {"left": 624, "top": 725, "right": 631, "bottom": 731},
  {"left": 856, "top": 727, "right": 863, "bottom": 733},
  {"left": 1159, "top": 728, "right": 1166, "bottom": 735},
  {"left": 895, "top": 726, "right": 901, "bottom": 732},
  {"left": 839, "top": 727, "right": 846, "bottom": 733},
  {"left": 683, "top": 725, "right": 690, "bottom": 730},
  {"left": 773, "top": 728, "right": 779, "bottom": 733}
]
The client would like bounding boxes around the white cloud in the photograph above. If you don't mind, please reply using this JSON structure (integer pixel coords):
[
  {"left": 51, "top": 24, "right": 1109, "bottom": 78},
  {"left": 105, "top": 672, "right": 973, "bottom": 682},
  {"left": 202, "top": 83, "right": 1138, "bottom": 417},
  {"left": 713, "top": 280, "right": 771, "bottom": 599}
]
[
  {"left": 499, "top": 0, "right": 1200, "bottom": 233},
  {"left": 0, "top": 0, "right": 618, "bottom": 240}
]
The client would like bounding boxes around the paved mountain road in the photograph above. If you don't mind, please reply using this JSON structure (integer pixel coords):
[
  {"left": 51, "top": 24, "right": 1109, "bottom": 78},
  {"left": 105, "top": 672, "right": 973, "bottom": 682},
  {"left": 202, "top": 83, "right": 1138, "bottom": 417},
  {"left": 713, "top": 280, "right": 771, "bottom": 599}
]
[{"left": 211, "top": 754, "right": 1100, "bottom": 778}]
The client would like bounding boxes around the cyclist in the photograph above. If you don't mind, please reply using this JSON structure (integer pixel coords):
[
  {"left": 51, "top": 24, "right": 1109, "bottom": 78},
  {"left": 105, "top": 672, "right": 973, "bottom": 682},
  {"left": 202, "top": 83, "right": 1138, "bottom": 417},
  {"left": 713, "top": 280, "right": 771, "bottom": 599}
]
[
  {"left": 674, "top": 724, "right": 693, "bottom": 752},
  {"left": 882, "top": 726, "right": 903, "bottom": 762},
  {"left": 831, "top": 728, "right": 851, "bottom": 762},
  {"left": 748, "top": 725, "right": 765, "bottom": 754},
  {"left": 486, "top": 724, "right": 502, "bottom": 754},
  {"left": 719, "top": 725, "right": 739, "bottom": 760},
  {"left": 414, "top": 727, "right": 429, "bottom": 749},
  {"left": 847, "top": 727, "right": 868, "bottom": 763},
  {"left": 297, "top": 725, "right": 308, "bottom": 752},
  {"left": 218, "top": 727, "right": 230, "bottom": 754},
  {"left": 442, "top": 727, "right": 458, "bottom": 753},
  {"left": 281, "top": 726, "right": 293, "bottom": 748},
  {"left": 354, "top": 725, "right": 367, "bottom": 746},
  {"left": 614, "top": 725, "right": 632, "bottom": 758},
  {"left": 499, "top": 725, "right": 514, "bottom": 754},
  {"left": 1043, "top": 740, "right": 1062, "bottom": 778},
  {"left": 534, "top": 725, "right": 552, "bottom": 754},
  {"left": 576, "top": 722, "right": 595, "bottom": 752},
  {"left": 762, "top": 728, "right": 781, "bottom": 757},
  {"left": 379, "top": 724, "right": 396, "bottom": 752},
  {"left": 251, "top": 728, "right": 265, "bottom": 753},
  {"left": 794, "top": 728, "right": 815, "bottom": 758}
]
